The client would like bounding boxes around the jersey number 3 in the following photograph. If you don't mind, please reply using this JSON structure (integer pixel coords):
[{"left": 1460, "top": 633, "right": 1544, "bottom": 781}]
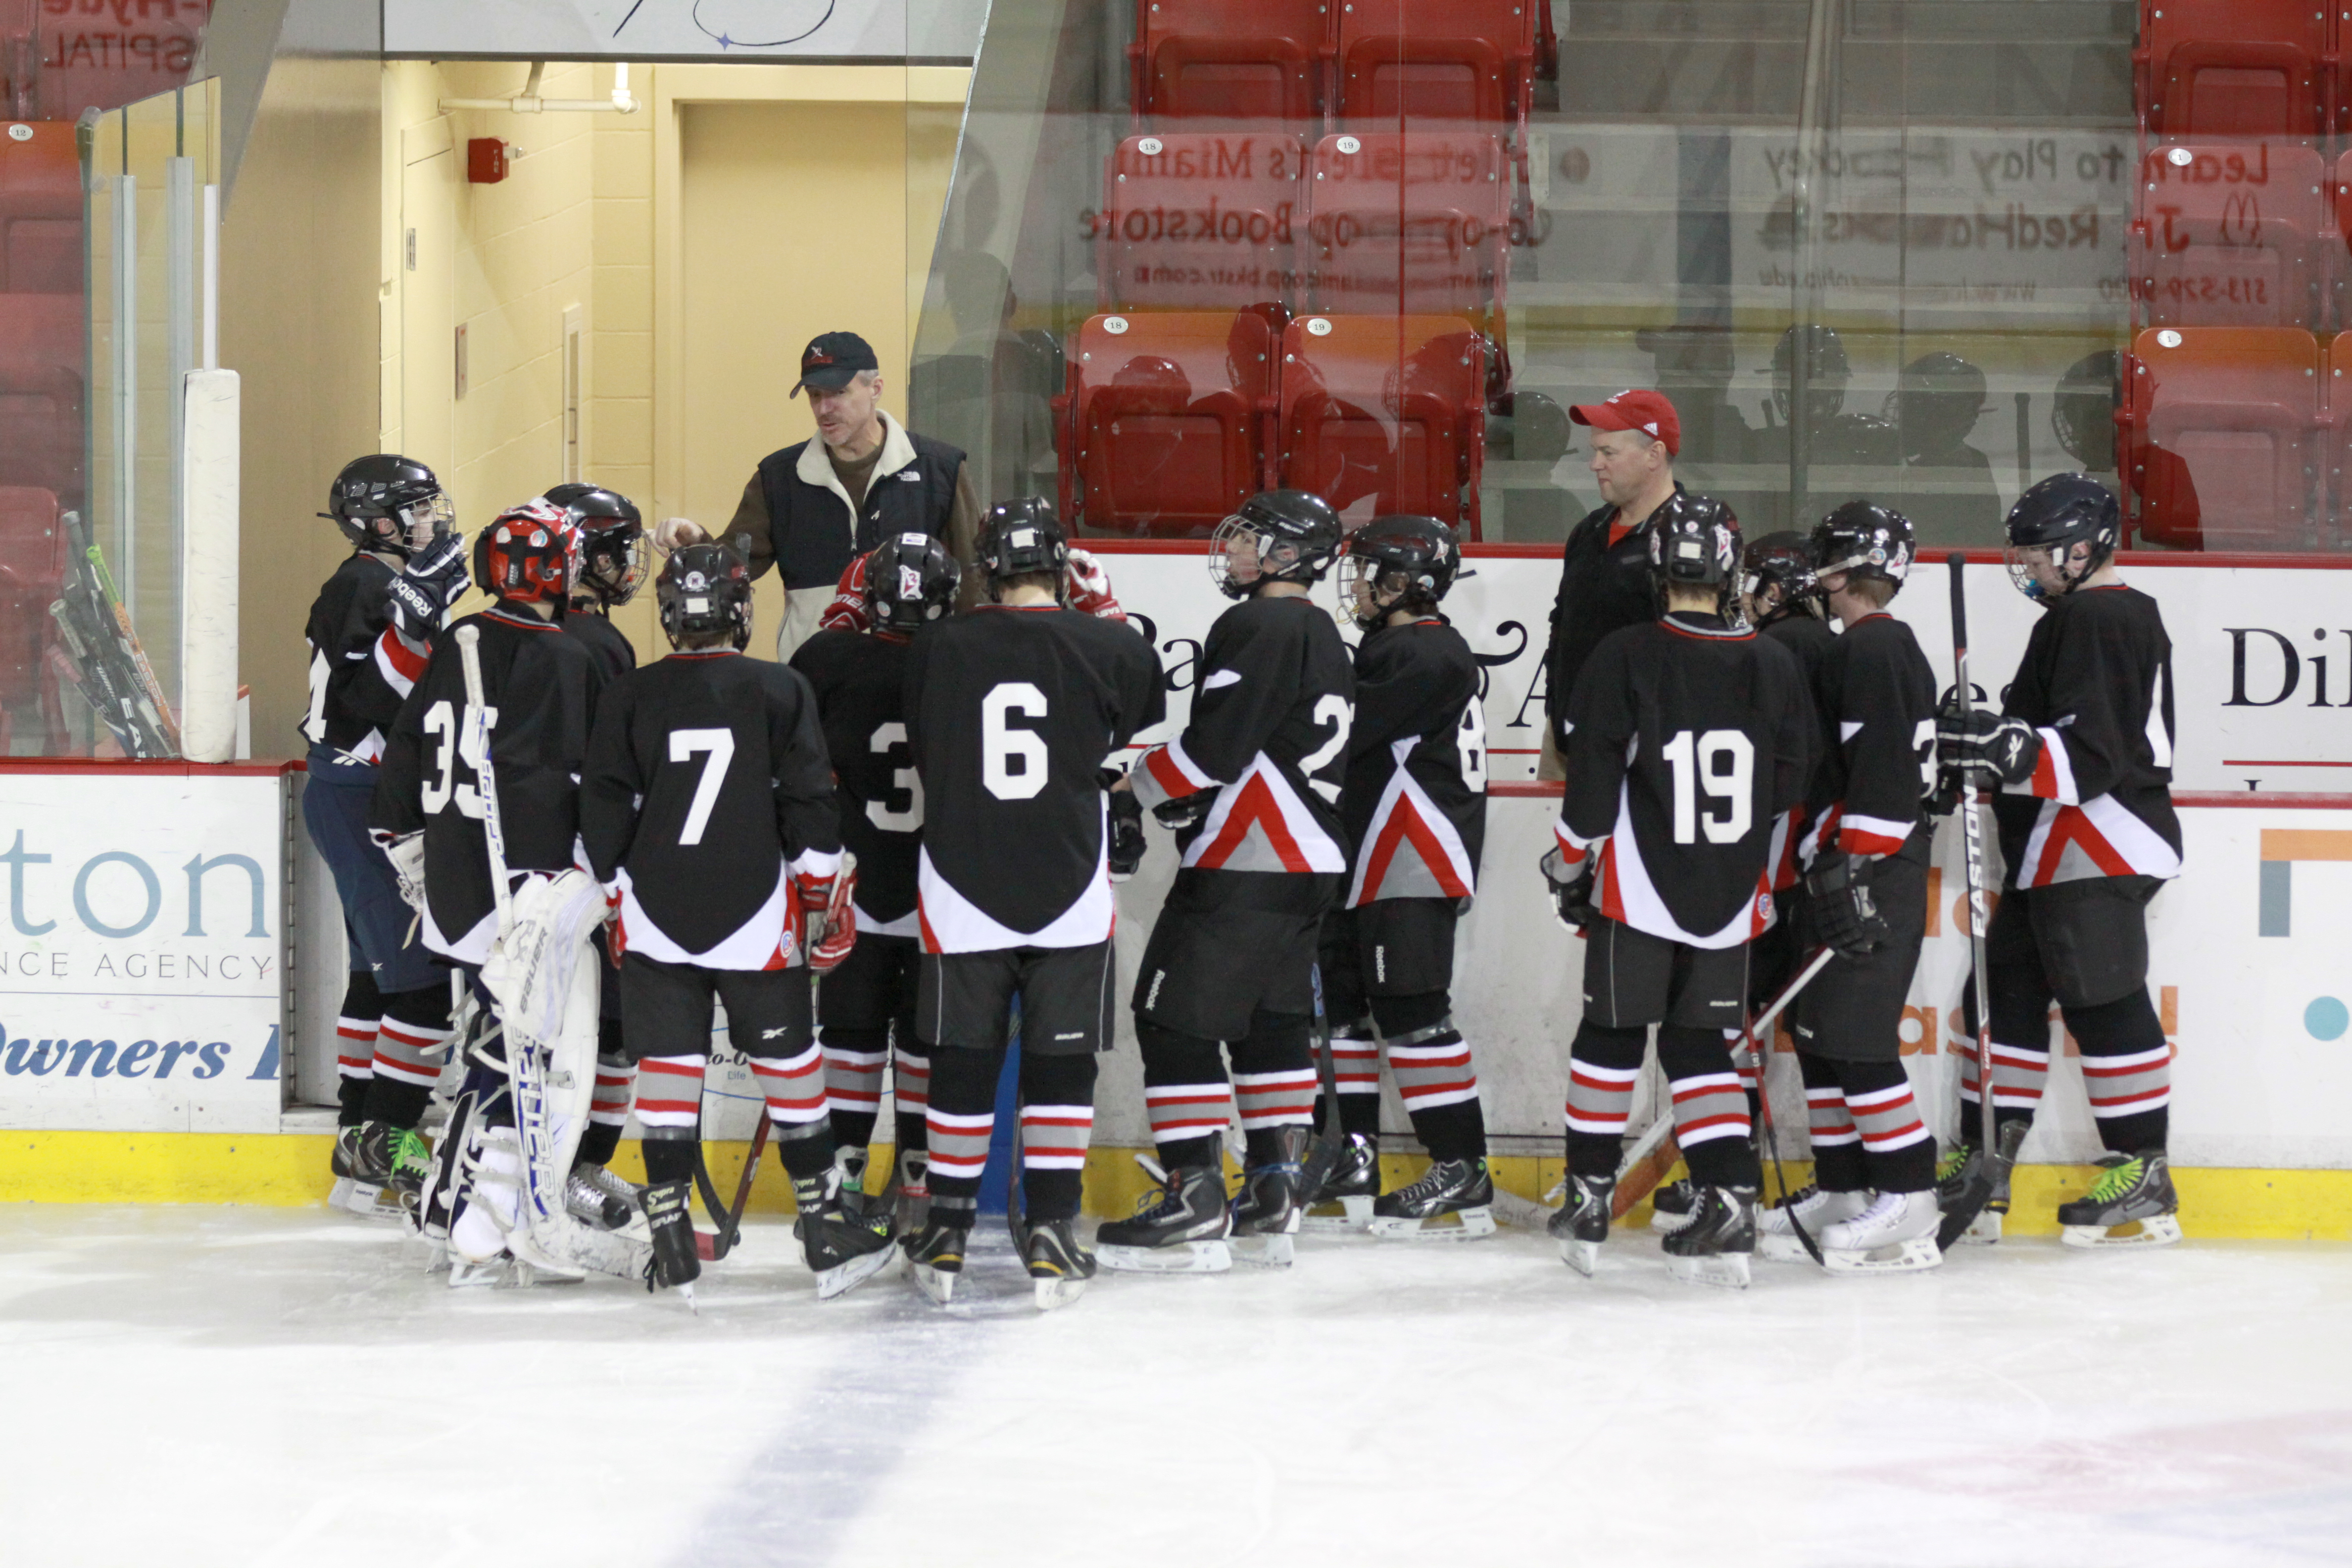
[{"left": 1661, "top": 728, "right": 1753, "bottom": 844}]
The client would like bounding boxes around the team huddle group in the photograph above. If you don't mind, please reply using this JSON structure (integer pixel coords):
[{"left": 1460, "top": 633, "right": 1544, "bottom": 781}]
[{"left": 295, "top": 425, "right": 2184, "bottom": 1309}]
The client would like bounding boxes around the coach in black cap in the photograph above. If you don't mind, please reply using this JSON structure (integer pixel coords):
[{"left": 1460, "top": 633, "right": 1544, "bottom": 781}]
[{"left": 659, "top": 330, "right": 981, "bottom": 654}]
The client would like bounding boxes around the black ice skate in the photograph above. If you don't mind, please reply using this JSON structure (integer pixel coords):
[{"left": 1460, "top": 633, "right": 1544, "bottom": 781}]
[
  {"left": 1024, "top": 1219, "right": 1097, "bottom": 1311},
  {"left": 1368, "top": 1157, "right": 1496, "bottom": 1242},
  {"left": 641, "top": 1178, "right": 700, "bottom": 1304},
  {"left": 1648, "top": 1177, "right": 1696, "bottom": 1234},
  {"left": 1936, "top": 1117, "right": 2028, "bottom": 1250},
  {"left": 905, "top": 1200, "right": 974, "bottom": 1306},
  {"left": 342, "top": 1120, "right": 404, "bottom": 1223},
  {"left": 1301, "top": 1132, "right": 1379, "bottom": 1233},
  {"left": 1096, "top": 1158, "right": 1232, "bottom": 1274},
  {"left": 886, "top": 1148, "right": 931, "bottom": 1235},
  {"left": 1548, "top": 1172, "right": 1614, "bottom": 1276},
  {"left": 2057, "top": 1150, "right": 2182, "bottom": 1249},
  {"left": 1661, "top": 1184, "right": 1757, "bottom": 1289},
  {"left": 329, "top": 1125, "right": 360, "bottom": 1211},
  {"left": 1229, "top": 1126, "right": 1309, "bottom": 1267},
  {"left": 793, "top": 1172, "right": 898, "bottom": 1300},
  {"left": 565, "top": 1161, "right": 639, "bottom": 1231}
]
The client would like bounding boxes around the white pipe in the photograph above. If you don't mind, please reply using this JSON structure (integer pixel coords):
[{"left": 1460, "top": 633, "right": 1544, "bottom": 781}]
[
  {"left": 179, "top": 368, "right": 241, "bottom": 765},
  {"left": 201, "top": 183, "right": 218, "bottom": 372},
  {"left": 440, "top": 59, "right": 639, "bottom": 115},
  {"left": 111, "top": 171, "right": 136, "bottom": 605}
]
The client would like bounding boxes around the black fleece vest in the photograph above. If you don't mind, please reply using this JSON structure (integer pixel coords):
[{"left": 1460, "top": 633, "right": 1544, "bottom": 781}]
[{"left": 755, "top": 431, "right": 965, "bottom": 590}]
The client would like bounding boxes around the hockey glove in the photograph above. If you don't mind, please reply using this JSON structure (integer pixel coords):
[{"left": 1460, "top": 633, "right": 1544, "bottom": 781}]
[
  {"left": 1106, "top": 777, "right": 1147, "bottom": 881},
  {"left": 1065, "top": 548, "right": 1126, "bottom": 621},
  {"left": 795, "top": 855, "right": 859, "bottom": 973},
  {"left": 385, "top": 533, "right": 470, "bottom": 643},
  {"left": 1936, "top": 698, "right": 2042, "bottom": 788},
  {"left": 1152, "top": 791, "right": 1215, "bottom": 831},
  {"left": 1539, "top": 846, "right": 1599, "bottom": 933},
  {"left": 817, "top": 553, "right": 872, "bottom": 635},
  {"left": 378, "top": 830, "right": 429, "bottom": 916},
  {"left": 1803, "top": 851, "right": 1890, "bottom": 961}
]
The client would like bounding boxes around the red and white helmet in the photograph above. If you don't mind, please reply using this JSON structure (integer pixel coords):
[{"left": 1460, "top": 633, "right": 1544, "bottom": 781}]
[{"left": 473, "top": 499, "right": 582, "bottom": 605}]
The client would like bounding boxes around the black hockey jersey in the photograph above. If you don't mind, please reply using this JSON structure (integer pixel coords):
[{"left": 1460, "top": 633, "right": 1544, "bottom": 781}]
[
  {"left": 789, "top": 628, "right": 921, "bottom": 936},
  {"left": 1557, "top": 611, "right": 1817, "bottom": 948},
  {"left": 370, "top": 606, "right": 604, "bottom": 963},
  {"left": 1993, "top": 584, "right": 2180, "bottom": 888},
  {"left": 1129, "top": 594, "right": 1357, "bottom": 878},
  {"left": 300, "top": 554, "right": 416, "bottom": 764},
  {"left": 1799, "top": 612, "right": 1939, "bottom": 865},
  {"left": 580, "top": 650, "right": 841, "bottom": 969},
  {"left": 1340, "top": 618, "right": 1486, "bottom": 907},
  {"left": 905, "top": 605, "right": 1165, "bottom": 953},
  {"left": 1761, "top": 612, "right": 1838, "bottom": 890},
  {"left": 563, "top": 608, "right": 639, "bottom": 685}
]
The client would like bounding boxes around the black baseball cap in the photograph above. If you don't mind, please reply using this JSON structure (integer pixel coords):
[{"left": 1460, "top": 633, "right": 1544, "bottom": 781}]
[{"left": 791, "top": 331, "right": 880, "bottom": 397}]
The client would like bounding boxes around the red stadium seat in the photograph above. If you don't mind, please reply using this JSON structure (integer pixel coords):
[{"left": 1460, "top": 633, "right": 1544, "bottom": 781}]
[
  {"left": 0, "top": 357, "right": 84, "bottom": 511},
  {"left": 0, "top": 486, "right": 69, "bottom": 754},
  {"left": 2132, "top": 143, "right": 2325, "bottom": 328},
  {"left": 1336, "top": 0, "right": 1536, "bottom": 126},
  {"left": 1058, "top": 311, "right": 1277, "bottom": 537},
  {"left": 1277, "top": 313, "right": 1484, "bottom": 533},
  {"left": 0, "top": 122, "right": 81, "bottom": 294},
  {"left": 1100, "top": 132, "right": 1309, "bottom": 310},
  {"left": 2123, "top": 327, "right": 2320, "bottom": 550},
  {"left": 1303, "top": 131, "right": 1508, "bottom": 326},
  {"left": 1131, "top": 0, "right": 1332, "bottom": 123},
  {"left": 2134, "top": 0, "right": 2325, "bottom": 140}
]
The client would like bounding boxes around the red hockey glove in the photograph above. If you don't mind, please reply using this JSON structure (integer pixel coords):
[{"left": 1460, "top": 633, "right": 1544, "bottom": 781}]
[
  {"left": 817, "top": 554, "right": 873, "bottom": 635},
  {"left": 1065, "top": 548, "right": 1125, "bottom": 621},
  {"left": 794, "top": 854, "right": 859, "bottom": 972}
]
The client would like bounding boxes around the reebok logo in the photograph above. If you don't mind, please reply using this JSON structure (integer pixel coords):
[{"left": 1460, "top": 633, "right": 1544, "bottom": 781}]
[
  {"left": 1145, "top": 970, "right": 1166, "bottom": 1010},
  {"left": 761, "top": 1027, "right": 791, "bottom": 1039},
  {"left": 1054, "top": 1031, "right": 1084, "bottom": 1041}
]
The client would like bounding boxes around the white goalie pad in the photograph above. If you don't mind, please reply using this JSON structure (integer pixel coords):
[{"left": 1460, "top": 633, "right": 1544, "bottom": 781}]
[{"left": 481, "top": 870, "right": 608, "bottom": 1042}]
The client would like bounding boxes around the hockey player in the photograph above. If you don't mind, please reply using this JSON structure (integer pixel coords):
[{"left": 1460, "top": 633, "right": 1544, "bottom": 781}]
[
  {"left": 1755, "top": 502, "right": 1943, "bottom": 1273},
  {"left": 1539, "top": 493, "right": 1816, "bottom": 1287},
  {"left": 1937, "top": 475, "right": 2182, "bottom": 1247},
  {"left": 547, "top": 483, "right": 651, "bottom": 1228},
  {"left": 301, "top": 455, "right": 467, "bottom": 1218},
  {"left": 896, "top": 500, "right": 1165, "bottom": 1307},
  {"left": 579, "top": 543, "right": 894, "bottom": 1299},
  {"left": 1307, "top": 515, "right": 1493, "bottom": 1239},
  {"left": 788, "top": 532, "right": 963, "bottom": 1226},
  {"left": 1103, "top": 489, "right": 1356, "bottom": 1272}
]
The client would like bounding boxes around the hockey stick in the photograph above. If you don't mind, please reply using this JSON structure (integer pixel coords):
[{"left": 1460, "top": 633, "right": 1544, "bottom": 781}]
[
  {"left": 1940, "top": 552, "right": 2019, "bottom": 1251},
  {"left": 1296, "top": 962, "right": 1346, "bottom": 1204},
  {"left": 691, "top": 1105, "right": 770, "bottom": 1264},
  {"left": 1743, "top": 942, "right": 1830, "bottom": 1265}
]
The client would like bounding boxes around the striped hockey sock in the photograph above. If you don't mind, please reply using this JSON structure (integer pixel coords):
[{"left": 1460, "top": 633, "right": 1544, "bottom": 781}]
[
  {"left": 820, "top": 1027, "right": 887, "bottom": 1152},
  {"left": 334, "top": 972, "right": 380, "bottom": 1127},
  {"left": 1563, "top": 1021, "right": 1646, "bottom": 1177},
  {"left": 1658, "top": 1026, "right": 1759, "bottom": 1189},
  {"left": 2067, "top": 991, "right": 2170, "bottom": 1154},
  {"left": 1324, "top": 1021, "right": 1382, "bottom": 1138},
  {"left": 1801, "top": 1052, "right": 1865, "bottom": 1192},
  {"left": 1138, "top": 1021, "right": 1233, "bottom": 1168},
  {"left": 1018, "top": 1052, "right": 1099, "bottom": 1221},
  {"left": 1837, "top": 1059, "right": 1933, "bottom": 1193},
  {"left": 632, "top": 1053, "right": 706, "bottom": 1138},
  {"left": 749, "top": 1040, "right": 835, "bottom": 1177},
  {"left": 892, "top": 1039, "right": 931, "bottom": 1154}
]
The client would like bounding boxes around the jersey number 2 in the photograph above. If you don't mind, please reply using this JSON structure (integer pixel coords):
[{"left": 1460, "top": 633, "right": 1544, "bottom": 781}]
[{"left": 1661, "top": 728, "right": 1753, "bottom": 844}]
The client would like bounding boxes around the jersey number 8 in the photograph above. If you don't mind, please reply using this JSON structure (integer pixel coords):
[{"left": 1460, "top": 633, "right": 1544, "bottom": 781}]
[{"left": 1661, "top": 728, "right": 1753, "bottom": 845}]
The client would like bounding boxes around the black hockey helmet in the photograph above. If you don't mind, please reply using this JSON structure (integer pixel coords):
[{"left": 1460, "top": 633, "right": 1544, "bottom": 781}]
[
  {"left": 1889, "top": 351, "right": 1988, "bottom": 459},
  {"left": 656, "top": 543, "right": 754, "bottom": 649},
  {"left": 1770, "top": 323, "right": 1850, "bottom": 427},
  {"left": 1343, "top": 514, "right": 1466, "bottom": 631},
  {"left": 1739, "top": 531, "right": 1820, "bottom": 626},
  {"left": 2053, "top": 350, "right": 2122, "bottom": 471},
  {"left": 977, "top": 497, "right": 1070, "bottom": 603},
  {"left": 324, "top": 453, "right": 450, "bottom": 558},
  {"left": 1810, "top": 500, "right": 1916, "bottom": 597},
  {"left": 864, "top": 531, "right": 961, "bottom": 636},
  {"left": 1211, "top": 488, "right": 1344, "bottom": 599},
  {"left": 543, "top": 483, "right": 647, "bottom": 608},
  {"left": 474, "top": 499, "right": 582, "bottom": 606},
  {"left": 1647, "top": 491, "right": 1742, "bottom": 611},
  {"left": 2004, "top": 473, "right": 2121, "bottom": 600}
]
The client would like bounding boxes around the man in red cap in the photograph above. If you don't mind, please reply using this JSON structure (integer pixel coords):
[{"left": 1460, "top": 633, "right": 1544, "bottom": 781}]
[{"left": 1541, "top": 390, "right": 1689, "bottom": 766}]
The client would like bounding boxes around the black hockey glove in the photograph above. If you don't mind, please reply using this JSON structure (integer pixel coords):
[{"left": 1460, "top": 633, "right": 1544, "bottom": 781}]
[
  {"left": 1539, "top": 846, "right": 1599, "bottom": 933},
  {"left": 386, "top": 533, "right": 470, "bottom": 642},
  {"left": 1803, "top": 850, "right": 1890, "bottom": 961},
  {"left": 1152, "top": 791, "right": 1215, "bottom": 831},
  {"left": 1106, "top": 779, "right": 1146, "bottom": 882},
  {"left": 1935, "top": 697, "right": 2042, "bottom": 788}
]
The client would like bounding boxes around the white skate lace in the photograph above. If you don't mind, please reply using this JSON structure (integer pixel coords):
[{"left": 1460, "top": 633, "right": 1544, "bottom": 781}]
[{"left": 1837, "top": 1192, "right": 1905, "bottom": 1237}]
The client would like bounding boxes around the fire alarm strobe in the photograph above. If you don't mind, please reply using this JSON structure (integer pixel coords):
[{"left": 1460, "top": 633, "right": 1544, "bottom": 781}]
[{"left": 468, "top": 138, "right": 509, "bottom": 184}]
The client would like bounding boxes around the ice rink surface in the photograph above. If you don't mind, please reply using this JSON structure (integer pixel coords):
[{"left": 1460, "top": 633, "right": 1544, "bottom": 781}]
[{"left": 2, "top": 1207, "right": 2348, "bottom": 1568}]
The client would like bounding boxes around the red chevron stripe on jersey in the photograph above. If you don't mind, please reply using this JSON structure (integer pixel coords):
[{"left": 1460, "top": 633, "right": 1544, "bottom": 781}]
[
  {"left": 1346, "top": 769, "right": 1475, "bottom": 906},
  {"left": 1182, "top": 760, "right": 1346, "bottom": 875},
  {"left": 2018, "top": 794, "right": 2182, "bottom": 886},
  {"left": 374, "top": 626, "right": 429, "bottom": 696},
  {"left": 1139, "top": 735, "right": 1215, "bottom": 801}
]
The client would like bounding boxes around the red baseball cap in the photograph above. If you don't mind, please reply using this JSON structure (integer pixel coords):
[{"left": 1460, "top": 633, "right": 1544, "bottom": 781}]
[{"left": 1569, "top": 389, "right": 1680, "bottom": 456}]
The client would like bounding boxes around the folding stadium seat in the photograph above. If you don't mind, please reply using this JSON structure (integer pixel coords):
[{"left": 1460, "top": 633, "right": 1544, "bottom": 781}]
[
  {"left": 1058, "top": 310, "right": 1278, "bottom": 537},
  {"left": 1130, "top": 0, "right": 1333, "bottom": 123},
  {"left": 0, "top": 486, "right": 69, "bottom": 754},
  {"left": 1276, "top": 313, "right": 1485, "bottom": 532},
  {"left": 0, "top": 122, "right": 81, "bottom": 294},
  {"left": 2123, "top": 327, "right": 2320, "bottom": 550},
  {"left": 1303, "top": 131, "right": 1508, "bottom": 326},
  {"left": 1335, "top": 0, "right": 1537, "bottom": 127},
  {"left": 2134, "top": 0, "right": 2325, "bottom": 140},
  {"left": 1100, "top": 132, "right": 1310, "bottom": 310},
  {"left": 2132, "top": 142, "right": 2325, "bottom": 328}
]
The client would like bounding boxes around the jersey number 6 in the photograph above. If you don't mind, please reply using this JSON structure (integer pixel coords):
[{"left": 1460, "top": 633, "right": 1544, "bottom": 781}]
[
  {"left": 982, "top": 682, "right": 1049, "bottom": 801},
  {"left": 1661, "top": 728, "right": 1753, "bottom": 845}
]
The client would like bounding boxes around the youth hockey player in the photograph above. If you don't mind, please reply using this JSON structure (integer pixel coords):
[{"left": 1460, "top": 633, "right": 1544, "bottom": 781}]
[
  {"left": 1539, "top": 493, "right": 1816, "bottom": 1287},
  {"left": 1307, "top": 515, "right": 1492, "bottom": 1239},
  {"left": 579, "top": 543, "right": 894, "bottom": 1300},
  {"left": 1937, "top": 474, "right": 2182, "bottom": 1247},
  {"left": 1104, "top": 489, "right": 1355, "bottom": 1272},
  {"left": 1756, "top": 502, "right": 1943, "bottom": 1273},
  {"left": 301, "top": 455, "right": 466, "bottom": 1217},
  {"left": 895, "top": 500, "right": 1165, "bottom": 1307},
  {"left": 788, "top": 532, "right": 963, "bottom": 1228},
  {"left": 547, "top": 483, "right": 650, "bottom": 1229}
]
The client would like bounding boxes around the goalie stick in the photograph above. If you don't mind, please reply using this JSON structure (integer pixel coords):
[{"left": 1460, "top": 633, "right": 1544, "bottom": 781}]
[
  {"left": 1938, "top": 554, "right": 2023, "bottom": 1251},
  {"left": 456, "top": 624, "right": 651, "bottom": 1285}
]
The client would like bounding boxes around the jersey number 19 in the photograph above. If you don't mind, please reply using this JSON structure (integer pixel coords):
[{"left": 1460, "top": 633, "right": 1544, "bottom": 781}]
[{"left": 1661, "top": 728, "right": 1753, "bottom": 844}]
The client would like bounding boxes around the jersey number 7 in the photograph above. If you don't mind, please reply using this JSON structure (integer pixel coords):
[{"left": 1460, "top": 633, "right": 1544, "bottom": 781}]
[{"left": 669, "top": 728, "right": 735, "bottom": 845}]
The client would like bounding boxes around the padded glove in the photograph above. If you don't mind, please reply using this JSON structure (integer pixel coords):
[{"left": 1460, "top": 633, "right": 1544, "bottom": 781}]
[
  {"left": 1936, "top": 697, "right": 2042, "bottom": 787},
  {"left": 385, "top": 533, "right": 469, "bottom": 642},
  {"left": 1804, "top": 850, "right": 1891, "bottom": 961}
]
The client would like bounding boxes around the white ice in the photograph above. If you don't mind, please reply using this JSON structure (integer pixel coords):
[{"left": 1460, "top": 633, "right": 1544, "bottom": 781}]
[{"left": 3, "top": 1207, "right": 2349, "bottom": 1568}]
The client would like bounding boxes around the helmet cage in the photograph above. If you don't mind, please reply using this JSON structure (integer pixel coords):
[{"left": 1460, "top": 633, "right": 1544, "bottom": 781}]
[
  {"left": 1211, "top": 512, "right": 1338, "bottom": 599},
  {"left": 657, "top": 545, "right": 754, "bottom": 649},
  {"left": 576, "top": 526, "right": 648, "bottom": 607}
]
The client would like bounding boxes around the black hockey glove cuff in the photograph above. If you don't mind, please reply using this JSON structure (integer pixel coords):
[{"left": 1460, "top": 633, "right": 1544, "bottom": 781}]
[
  {"left": 1803, "top": 851, "right": 1890, "bottom": 960},
  {"left": 1935, "top": 699, "right": 2042, "bottom": 788},
  {"left": 1152, "top": 792, "right": 1214, "bottom": 831},
  {"left": 1108, "top": 787, "right": 1146, "bottom": 882},
  {"left": 1539, "top": 846, "right": 1599, "bottom": 932}
]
